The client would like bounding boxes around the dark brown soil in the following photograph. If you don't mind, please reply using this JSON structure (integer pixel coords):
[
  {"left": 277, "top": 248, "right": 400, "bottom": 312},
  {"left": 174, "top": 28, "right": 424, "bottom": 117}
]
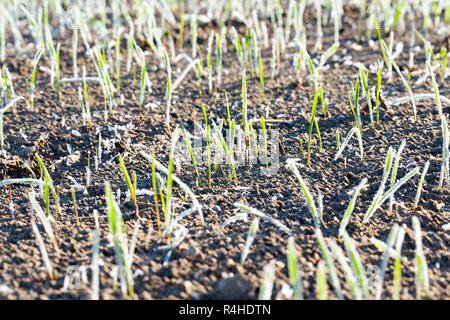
[{"left": 0, "top": 4, "right": 449, "bottom": 300}]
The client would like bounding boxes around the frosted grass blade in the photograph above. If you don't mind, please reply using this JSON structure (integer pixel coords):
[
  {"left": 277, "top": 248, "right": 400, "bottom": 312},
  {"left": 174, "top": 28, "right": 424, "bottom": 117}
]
[
  {"left": 315, "top": 227, "right": 343, "bottom": 299},
  {"left": 258, "top": 264, "right": 275, "bottom": 300},
  {"left": 287, "top": 159, "right": 319, "bottom": 226},
  {"left": 339, "top": 178, "right": 367, "bottom": 238},
  {"left": 240, "top": 218, "right": 259, "bottom": 265},
  {"left": 287, "top": 237, "right": 303, "bottom": 299}
]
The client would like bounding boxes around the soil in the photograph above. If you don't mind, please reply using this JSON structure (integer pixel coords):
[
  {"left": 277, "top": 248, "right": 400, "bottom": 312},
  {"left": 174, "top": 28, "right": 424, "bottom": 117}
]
[{"left": 0, "top": 4, "right": 449, "bottom": 300}]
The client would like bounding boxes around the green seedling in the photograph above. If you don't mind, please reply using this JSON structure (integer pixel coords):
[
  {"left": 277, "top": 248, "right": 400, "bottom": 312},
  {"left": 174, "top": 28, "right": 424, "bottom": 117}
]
[
  {"left": 55, "top": 43, "right": 61, "bottom": 102},
  {"left": 82, "top": 66, "right": 92, "bottom": 127},
  {"left": 165, "top": 128, "right": 178, "bottom": 228},
  {"left": 183, "top": 128, "right": 202, "bottom": 186},
  {"left": 47, "top": 41, "right": 61, "bottom": 102},
  {"left": 342, "top": 231, "right": 369, "bottom": 299},
  {"left": 72, "top": 26, "right": 78, "bottom": 78},
  {"left": 259, "top": 49, "right": 265, "bottom": 103},
  {"left": 439, "top": 115, "right": 449, "bottom": 190},
  {"left": 380, "top": 40, "right": 416, "bottom": 121},
  {"left": 29, "top": 191, "right": 58, "bottom": 251},
  {"left": 271, "top": 38, "right": 277, "bottom": 79},
  {"left": 240, "top": 218, "right": 259, "bottom": 265},
  {"left": 393, "top": 225, "right": 406, "bottom": 300},
  {"left": 213, "top": 122, "right": 238, "bottom": 184},
  {"left": 96, "top": 48, "right": 114, "bottom": 112},
  {"left": 315, "top": 227, "right": 343, "bottom": 300},
  {"left": 246, "top": 31, "right": 254, "bottom": 76},
  {"left": 307, "top": 57, "right": 318, "bottom": 88},
  {"left": 389, "top": 140, "right": 406, "bottom": 215},
  {"left": 440, "top": 48, "right": 448, "bottom": 82},
  {"left": 178, "top": 10, "right": 184, "bottom": 49},
  {"left": 316, "top": 261, "right": 328, "bottom": 300},
  {"left": 31, "top": 219, "right": 54, "bottom": 280},
  {"left": 216, "top": 31, "right": 223, "bottom": 89},
  {"left": 339, "top": 178, "right": 367, "bottom": 238},
  {"left": 118, "top": 154, "right": 138, "bottom": 217},
  {"left": 135, "top": 46, "right": 146, "bottom": 110},
  {"left": 373, "top": 15, "right": 389, "bottom": 67},
  {"left": 362, "top": 157, "right": 419, "bottom": 227},
  {"left": 375, "top": 224, "right": 399, "bottom": 300},
  {"left": 207, "top": 31, "right": 214, "bottom": 94},
  {"left": 162, "top": 47, "right": 172, "bottom": 125},
  {"left": 376, "top": 61, "right": 382, "bottom": 125},
  {"left": 201, "top": 103, "right": 208, "bottom": 128},
  {"left": 91, "top": 230, "right": 100, "bottom": 300},
  {"left": 358, "top": 0, "right": 367, "bottom": 42},
  {"left": 334, "top": 126, "right": 363, "bottom": 161},
  {"left": 348, "top": 85, "right": 357, "bottom": 128},
  {"left": 35, "top": 154, "right": 60, "bottom": 217},
  {"left": 249, "top": 120, "right": 258, "bottom": 160},
  {"left": 261, "top": 116, "right": 268, "bottom": 168},
  {"left": 241, "top": 68, "right": 249, "bottom": 143},
  {"left": 71, "top": 187, "right": 80, "bottom": 226},
  {"left": 414, "top": 161, "right": 430, "bottom": 209},
  {"left": 426, "top": 49, "right": 442, "bottom": 116},
  {"left": 319, "top": 85, "right": 328, "bottom": 117},
  {"left": 21, "top": 5, "right": 44, "bottom": 48},
  {"left": 30, "top": 48, "right": 45, "bottom": 109},
  {"left": 359, "top": 64, "right": 374, "bottom": 127},
  {"left": 227, "top": 120, "right": 236, "bottom": 182},
  {"left": 287, "top": 237, "right": 304, "bottom": 300},
  {"left": 207, "top": 125, "right": 212, "bottom": 189},
  {"left": 352, "top": 78, "right": 362, "bottom": 130},
  {"left": 258, "top": 264, "right": 275, "bottom": 300},
  {"left": 361, "top": 148, "right": 394, "bottom": 227},
  {"left": 412, "top": 216, "right": 430, "bottom": 299},
  {"left": 307, "top": 87, "right": 322, "bottom": 165},
  {"left": 328, "top": 238, "right": 362, "bottom": 299},
  {"left": 250, "top": 30, "right": 259, "bottom": 75},
  {"left": 2, "top": 67, "right": 16, "bottom": 111},
  {"left": 105, "top": 182, "right": 134, "bottom": 298},
  {"left": 231, "top": 27, "right": 244, "bottom": 71},
  {"left": 151, "top": 152, "right": 161, "bottom": 235},
  {"left": 115, "top": 33, "right": 121, "bottom": 94},
  {"left": 287, "top": 159, "right": 319, "bottom": 226},
  {"left": 191, "top": 16, "right": 197, "bottom": 57}
]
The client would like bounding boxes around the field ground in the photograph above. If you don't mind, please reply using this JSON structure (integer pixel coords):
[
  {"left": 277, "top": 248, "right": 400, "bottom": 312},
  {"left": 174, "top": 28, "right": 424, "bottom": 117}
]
[{"left": 0, "top": 1, "right": 449, "bottom": 299}]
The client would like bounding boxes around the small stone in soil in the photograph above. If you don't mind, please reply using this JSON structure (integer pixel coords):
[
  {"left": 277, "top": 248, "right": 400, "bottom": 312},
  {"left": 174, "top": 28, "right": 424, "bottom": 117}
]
[{"left": 217, "top": 274, "right": 255, "bottom": 299}]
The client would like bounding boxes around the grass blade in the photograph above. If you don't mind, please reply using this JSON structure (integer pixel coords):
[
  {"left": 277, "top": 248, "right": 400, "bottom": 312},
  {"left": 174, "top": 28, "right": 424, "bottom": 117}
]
[
  {"left": 412, "top": 216, "right": 430, "bottom": 299},
  {"left": 342, "top": 231, "right": 369, "bottom": 299},
  {"left": 375, "top": 224, "right": 399, "bottom": 300},
  {"left": 287, "top": 237, "right": 304, "bottom": 299},
  {"left": 414, "top": 161, "right": 430, "bottom": 209},
  {"left": 30, "top": 219, "right": 54, "bottom": 280},
  {"left": 380, "top": 40, "right": 416, "bottom": 121},
  {"left": 315, "top": 227, "right": 343, "bottom": 300},
  {"left": 287, "top": 159, "right": 319, "bottom": 226},
  {"left": 258, "top": 264, "right": 275, "bottom": 300},
  {"left": 183, "top": 128, "right": 202, "bottom": 186},
  {"left": 334, "top": 126, "right": 363, "bottom": 161},
  {"left": 339, "top": 178, "right": 367, "bottom": 238},
  {"left": 240, "top": 218, "right": 259, "bottom": 265},
  {"left": 118, "top": 154, "right": 138, "bottom": 217}
]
